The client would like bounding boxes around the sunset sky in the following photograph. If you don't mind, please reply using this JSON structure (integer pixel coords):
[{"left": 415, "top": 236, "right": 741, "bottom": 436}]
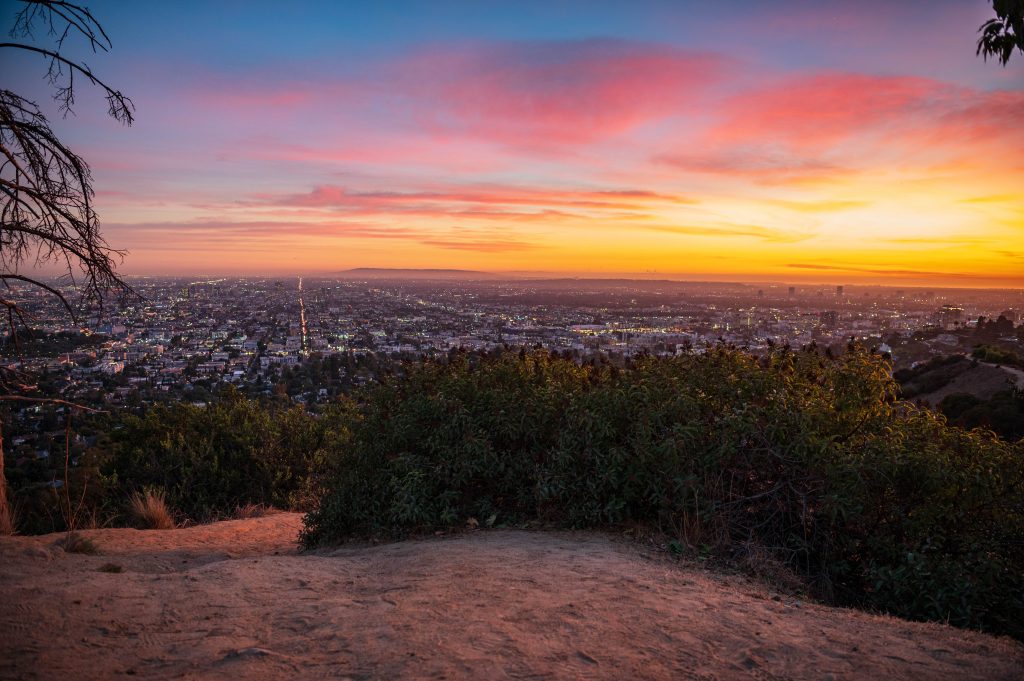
[{"left": 6, "top": 0, "right": 1023, "bottom": 285}]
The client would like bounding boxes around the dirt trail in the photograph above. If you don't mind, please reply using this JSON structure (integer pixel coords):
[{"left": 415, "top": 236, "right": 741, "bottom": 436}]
[{"left": 2, "top": 513, "right": 1022, "bottom": 680}]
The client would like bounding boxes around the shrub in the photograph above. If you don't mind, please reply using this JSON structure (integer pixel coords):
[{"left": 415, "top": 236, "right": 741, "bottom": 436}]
[
  {"left": 302, "top": 346, "right": 1024, "bottom": 639},
  {"left": 303, "top": 351, "right": 590, "bottom": 539},
  {"left": 128, "top": 489, "right": 175, "bottom": 530}
]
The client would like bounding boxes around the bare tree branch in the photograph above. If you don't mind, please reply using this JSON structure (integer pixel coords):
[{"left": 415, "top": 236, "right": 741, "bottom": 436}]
[
  {"left": 0, "top": 2, "right": 139, "bottom": 340},
  {"left": 0, "top": 43, "right": 134, "bottom": 123},
  {"left": 1, "top": 88, "right": 134, "bottom": 332}
]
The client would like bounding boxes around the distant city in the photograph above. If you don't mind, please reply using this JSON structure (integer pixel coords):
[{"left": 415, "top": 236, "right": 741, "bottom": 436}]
[{"left": 3, "top": 274, "right": 1022, "bottom": 411}]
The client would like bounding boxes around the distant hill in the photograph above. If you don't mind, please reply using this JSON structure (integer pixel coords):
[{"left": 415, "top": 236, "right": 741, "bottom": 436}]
[
  {"left": 895, "top": 354, "right": 1024, "bottom": 439},
  {"left": 337, "top": 268, "right": 499, "bottom": 280},
  {"left": 897, "top": 355, "right": 1020, "bottom": 405}
]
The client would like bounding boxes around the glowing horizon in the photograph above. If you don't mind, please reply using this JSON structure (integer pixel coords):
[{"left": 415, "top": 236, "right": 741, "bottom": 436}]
[{"left": 6, "top": 1, "right": 1023, "bottom": 287}]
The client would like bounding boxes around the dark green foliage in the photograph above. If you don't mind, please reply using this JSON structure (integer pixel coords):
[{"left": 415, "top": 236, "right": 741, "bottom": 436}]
[
  {"left": 971, "top": 344, "right": 1024, "bottom": 369},
  {"left": 940, "top": 389, "right": 1024, "bottom": 440},
  {"left": 100, "top": 387, "right": 352, "bottom": 522},
  {"left": 303, "top": 352, "right": 590, "bottom": 536},
  {"left": 303, "top": 347, "right": 1024, "bottom": 639}
]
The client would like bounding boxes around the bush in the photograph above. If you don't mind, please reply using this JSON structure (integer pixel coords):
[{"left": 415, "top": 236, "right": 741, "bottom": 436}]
[
  {"left": 303, "top": 351, "right": 590, "bottom": 538},
  {"left": 302, "top": 347, "right": 1024, "bottom": 639}
]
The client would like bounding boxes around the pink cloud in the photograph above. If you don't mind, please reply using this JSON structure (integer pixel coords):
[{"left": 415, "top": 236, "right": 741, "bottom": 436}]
[
  {"left": 258, "top": 183, "right": 694, "bottom": 215},
  {"left": 105, "top": 219, "right": 538, "bottom": 254},
  {"left": 395, "top": 40, "right": 729, "bottom": 148},
  {"left": 711, "top": 72, "right": 941, "bottom": 150},
  {"left": 656, "top": 72, "right": 1024, "bottom": 183}
]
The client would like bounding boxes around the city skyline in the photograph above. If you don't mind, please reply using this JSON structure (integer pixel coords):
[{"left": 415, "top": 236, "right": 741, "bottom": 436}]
[{"left": 5, "top": 0, "right": 1023, "bottom": 286}]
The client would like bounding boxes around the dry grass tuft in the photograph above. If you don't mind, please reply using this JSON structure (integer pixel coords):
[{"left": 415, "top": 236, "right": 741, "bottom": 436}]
[
  {"left": 59, "top": 532, "right": 99, "bottom": 554},
  {"left": 233, "top": 502, "right": 269, "bottom": 519},
  {"left": 98, "top": 562, "right": 123, "bottom": 573},
  {"left": 129, "top": 489, "right": 175, "bottom": 530}
]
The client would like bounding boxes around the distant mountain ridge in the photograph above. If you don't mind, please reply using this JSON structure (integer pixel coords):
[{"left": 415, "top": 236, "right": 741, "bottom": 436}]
[{"left": 337, "top": 268, "right": 498, "bottom": 280}]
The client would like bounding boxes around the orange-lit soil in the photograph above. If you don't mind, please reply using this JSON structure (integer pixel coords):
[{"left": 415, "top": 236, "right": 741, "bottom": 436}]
[{"left": 2, "top": 513, "right": 1021, "bottom": 680}]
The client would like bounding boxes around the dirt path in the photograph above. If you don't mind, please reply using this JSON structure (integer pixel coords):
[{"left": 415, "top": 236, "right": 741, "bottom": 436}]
[{"left": 2, "top": 513, "right": 1021, "bottom": 680}]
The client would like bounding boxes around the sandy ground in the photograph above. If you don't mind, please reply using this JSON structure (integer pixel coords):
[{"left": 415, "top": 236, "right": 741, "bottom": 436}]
[{"left": 2, "top": 513, "right": 1022, "bottom": 680}]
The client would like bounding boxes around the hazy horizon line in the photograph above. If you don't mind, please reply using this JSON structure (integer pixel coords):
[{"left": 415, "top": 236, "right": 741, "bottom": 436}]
[{"left": 95, "top": 269, "right": 1024, "bottom": 292}]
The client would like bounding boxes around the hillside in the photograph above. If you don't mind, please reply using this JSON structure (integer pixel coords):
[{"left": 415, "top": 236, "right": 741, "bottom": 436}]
[
  {"left": 902, "top": 358, "right": 1021, "bottom": 406},
  {"left": 2, "top": 515, "right": 1022, "bottom": 680}
]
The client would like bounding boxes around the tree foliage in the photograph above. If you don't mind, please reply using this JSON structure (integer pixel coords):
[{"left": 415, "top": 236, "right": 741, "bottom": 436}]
[
  {"left": 98, "top": 389, "right": 354, "bottom": 522},
  {"left": 978, "top": 0, "right": 1024, "bottom": 65}
]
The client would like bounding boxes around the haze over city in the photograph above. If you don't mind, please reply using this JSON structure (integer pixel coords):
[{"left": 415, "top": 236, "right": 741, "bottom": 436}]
[{"left": 4, "top": 0, "right": 1022, "bottom": 286}]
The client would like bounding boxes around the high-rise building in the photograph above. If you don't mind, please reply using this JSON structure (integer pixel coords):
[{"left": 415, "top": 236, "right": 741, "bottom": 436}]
[
  {"left": 934, "top": 304, "right": 963, "bottom": 329},
  {"left": 788, "top": 286, "right": 796, "bottom": 297},
  {"left": 836, "top": 285, "right": 844, "bottom": 297},
  {"left": 820, "top": 311, "right": 839, "bottom": 328}
]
